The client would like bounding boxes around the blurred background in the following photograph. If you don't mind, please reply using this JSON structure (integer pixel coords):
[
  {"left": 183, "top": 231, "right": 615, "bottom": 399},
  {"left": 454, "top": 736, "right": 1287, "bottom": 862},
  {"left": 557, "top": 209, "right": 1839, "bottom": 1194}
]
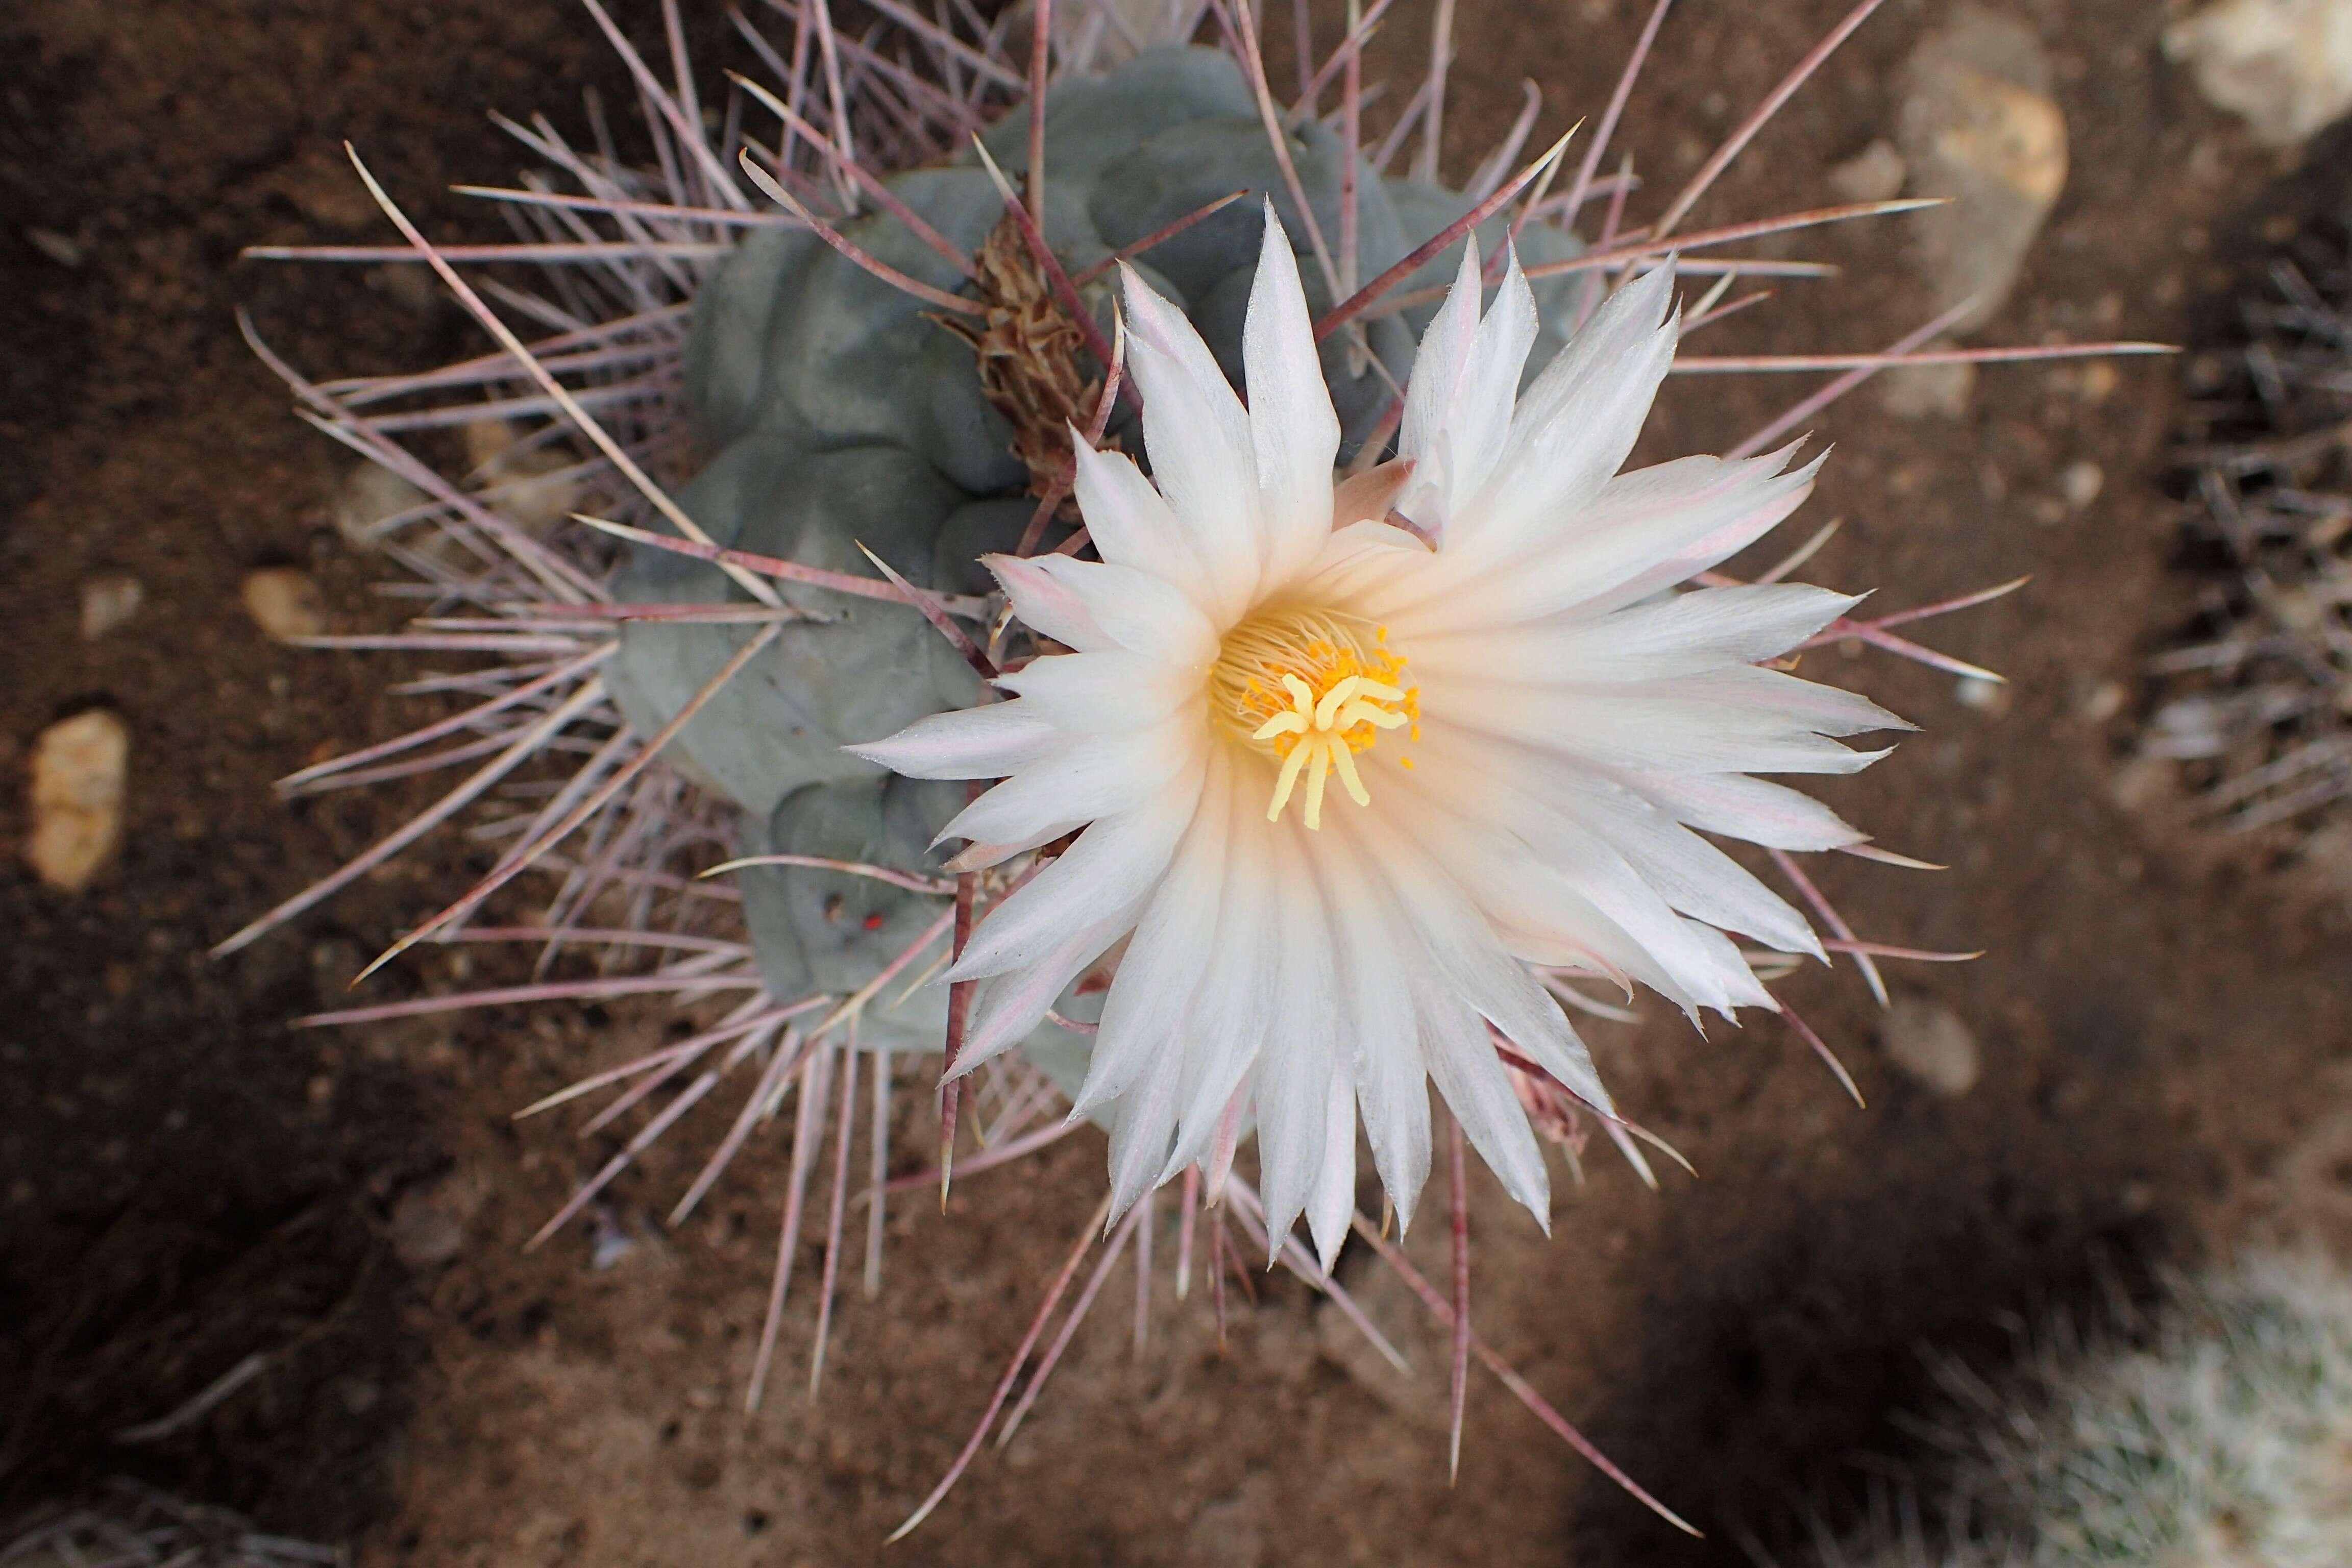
[{"left": 5, "top": 0, "right": 2351, "bottom": 1563}]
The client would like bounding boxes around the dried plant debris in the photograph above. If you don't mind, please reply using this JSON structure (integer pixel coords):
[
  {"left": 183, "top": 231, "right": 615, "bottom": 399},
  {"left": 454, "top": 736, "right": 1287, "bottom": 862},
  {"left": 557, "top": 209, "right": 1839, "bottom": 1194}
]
[
  {"left": 0, "top": 1481, "right": 344, "bottom": 1568},
  {"left": 2145, "top": 211, "right": 2352, "bottom": 838}
]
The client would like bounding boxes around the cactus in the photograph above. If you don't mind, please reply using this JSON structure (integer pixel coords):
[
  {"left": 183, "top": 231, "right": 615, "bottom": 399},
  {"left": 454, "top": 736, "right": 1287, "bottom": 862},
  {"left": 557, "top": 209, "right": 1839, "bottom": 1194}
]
[
  {"left": 1823, "top": 1252, "right": 2352, "bottom": 1568},
  {"left": 2141, "top": 212, "right": 2352, "bottom": 841},
  {"left": 233, "top": 0, "right": 2158, "bottom": 1532},
  {"left": 606, "top": 43, "right": 1583, "bottom": 1058},
  {"left": 0, "top": 1482, "right": 341, "bottom": 1568}
]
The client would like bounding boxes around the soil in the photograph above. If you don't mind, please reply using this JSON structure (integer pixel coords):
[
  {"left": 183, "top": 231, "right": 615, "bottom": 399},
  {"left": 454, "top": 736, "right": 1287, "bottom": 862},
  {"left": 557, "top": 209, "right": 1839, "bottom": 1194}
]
[{"left": 6, "top": 1, "right": 2351, "bottom": 1565}]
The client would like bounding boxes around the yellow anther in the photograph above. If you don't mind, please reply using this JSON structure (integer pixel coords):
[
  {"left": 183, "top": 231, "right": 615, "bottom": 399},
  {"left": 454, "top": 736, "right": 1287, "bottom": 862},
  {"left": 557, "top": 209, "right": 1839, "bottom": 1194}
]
[{"left": 1208, "top": 605, "right": 1417, "bottom": 829}]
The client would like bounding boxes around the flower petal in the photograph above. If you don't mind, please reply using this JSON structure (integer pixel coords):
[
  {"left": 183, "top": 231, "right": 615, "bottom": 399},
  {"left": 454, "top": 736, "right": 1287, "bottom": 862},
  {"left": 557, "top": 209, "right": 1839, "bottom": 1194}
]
[
  {"left": 1397, "top": 238, "right": 1483, "bottom": 534},
  {"left": 1158, "top": 765, "right": 1284, "bottom": 1181},
  {"left": 1073, "top": 757, "right": 1237, "bottom": 1119},
  {"left": 1315, "top": 830, "right": 1432, "bottom": 1229},
  {"left": 993, "top": 649, "right": 1204, "bottom": 732},
  {"left": 985, "top": 552, "right": 1219, "bottom": 664},
  {"left": 1094, "top": 756, "right": 1243, "bottom": 1218},
  {"left": 947, "top": 742, "right": 1207, "bottom": 982},
  {"left": 1557, "top": 781, "right": 1823, "bottom": 958},
  {"left": 1305, "top": 1072, "right": 1358, "bottom": 1273},
  {"left": 952, "top": 906, "right": 1140, "bottom": 1080},
  {"left": 1118, "top": 262, "right": 1261, "bottom": 617},
  {"left": 1668, "top": 664, "right": 1912, "bottom": 738},
  {"left": 941, "top": 716, "right": 1198, "bottom": 856},
  {"left": 846, "top": 699, "right": 1057, "bottom": 779},
  {"left": 1413, "top": 968, "right": 1551, "bottom": 1227},
  {"left": 1379, "top": 446, "right": 1823, "bottom": 633},
  {"left": 983, "top": 551, "right": 1111, "bottom": 651},
  {"left": 1449, "top": 246, "right": 1540, "bottom": 511},
  {"left": 1389, "top": 765, "right": 1748, "bottom": 1022},
  {"left": 1069, "top": 437, "right": 1217, "bottom": 609},
  {"left": 1251, "top": 845, "right": 1340, "bottom": 1252},
  {"left": 1406, "top": 583, "right": 1860, "bottom": 684},
  {"left": 1614, "top": 769, "right": 1868, "bottom": 852},
  {"left": 1449, "top": 260, "right": 1679, "bottom": 559},
  {"left": 1426, "top": 684, "right": 1893, "bottom": 776},
  {"left": 1243, "top": 204, "right": 1342, "bottom": 587},
  {"left": 1107, "top": 1045, "right": 1188, "bottom": 1223}
]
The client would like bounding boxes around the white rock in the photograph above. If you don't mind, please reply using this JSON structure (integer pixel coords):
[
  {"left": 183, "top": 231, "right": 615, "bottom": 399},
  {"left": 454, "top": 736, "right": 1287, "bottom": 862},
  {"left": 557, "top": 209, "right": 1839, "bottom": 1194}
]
[
  {"left": 1898, "top": 8, "right": 2069, "bottom": 333},
  {"left": 2165, "top": 0, "right": 2352, "bottom": 146},
  {"left": 1879, "top": 996, "right": 1981, "bottom": 1097},
  {"left": 79, "top": 574, "right": 143, "bottom": 640},
  {"left": 2112, "top": 751, "right": 2180, "bottom": 813},
  {"left": 1828, "top": 138, "right": 1909, "bottom": 204},
  {"left": 2060, "top": 458, "right": 2105, "bottom": 511},
  {"left": 461, "top": 418, "right": 582, "bottom": 533},
  {"left": 2299, "top": 821, "right": 2352, "bottom": 910},
  {"left": 1876, "top": 336, "right": 1978, "bottom": 420},
  {"left": 2080, "top": 679, "right": 2128, "bottom": 724},
  {"left": 1955, "top": 674, "right": 2011, "bottom": 714},
  {"left": 241, "top": 567, "right": 328, "bottom": 641},
  {"left": 27, "top": 227, "right": 83, "bottom": 268},
  {"left": 390, "top": 1170, "right": 489, "bottom": 1269},
  {"left": 331, "top": 461, "right": 429, "bottom": 549},
  {"left": 26, "top": 709, "right": 129, "bottom": 893},
  {"left": 364, "top": 261, "right": 444, "bottom": 316}
]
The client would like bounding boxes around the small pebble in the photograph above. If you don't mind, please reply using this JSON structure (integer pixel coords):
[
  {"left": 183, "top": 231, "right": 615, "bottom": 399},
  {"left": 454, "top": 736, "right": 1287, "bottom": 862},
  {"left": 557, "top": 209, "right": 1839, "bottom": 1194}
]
[
  {"left": 275, "top": 148, "right": 383, "bottom": 229},
  {"left": 389, "top": 1171, "right": 488, "bottom": 1269},
  {"left": 1878, "top": 996, "right": 1981, "bottom": 1097},
  {"left": 2111, "top": 752, "right": 2179, "bottom": 812},
  {"left": 27, "top": 227, "right": 83, "bottom": 268},
  {"left": 79, "top": 574, "right": 143, "bottom": 640},
  {"left": 2081, "top": 680, "right": 2127, "bottom": 723},
  {"left": 242, "top": 567, "right": 328, "bottom": 641},
  {"left": 332, "top": 461, "right": 430, "bottom": 549},
  {"left": 1827, "top": 138, "right": 1908, "bottom": 203},
  {"left": 1877, "top": 346, "right": 1977, "bottom": 420},
  {"left": 2060, "top": 458, "right": 2105, "bottom": 511},
  {"left": 364, "top": 262, "right": 444, "bottom": 316},
  {"left": 26, "top": 709, "right": 129, "bottom": 893},
  {"left": 2165, "top": 0, "right": 2352, "bottom": 146},
  {"left": 2298, "top": 821, "right": 2352, "bottom": 908},
  {"left": 1955, "top": 674, "right": 2010, "bottom": 713},
  {"left": 1898, "top": 10, "right": 2069, "bottom": 332},
  {"left": 462, "top": 418, "right": 581, "bottom": 533},
  {"left": 390, "top": 1192, "right": 467, "bottom": 1270},
  {"left": 461, "top": 418, "right": 517, "bottom": 474},
  {"left": 2053, "top": 360, "right": 2121, "bottom": 404},
  {"left": 589, "top": 1209, "right": 640, "bottom": 1272}
]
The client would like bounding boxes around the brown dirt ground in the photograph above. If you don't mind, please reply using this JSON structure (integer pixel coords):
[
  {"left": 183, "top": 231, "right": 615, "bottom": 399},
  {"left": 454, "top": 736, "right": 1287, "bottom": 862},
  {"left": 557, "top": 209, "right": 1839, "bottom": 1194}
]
[{"left": 7, "top": 1, "right": 2352, "bottom": 1564}]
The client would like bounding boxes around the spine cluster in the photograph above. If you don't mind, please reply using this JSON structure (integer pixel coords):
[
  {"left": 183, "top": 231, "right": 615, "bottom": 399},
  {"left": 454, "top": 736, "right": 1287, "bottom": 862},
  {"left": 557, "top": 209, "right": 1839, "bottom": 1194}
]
[{"left": 1828, "top": 1252, "right": 2352, "bottom": 1568}]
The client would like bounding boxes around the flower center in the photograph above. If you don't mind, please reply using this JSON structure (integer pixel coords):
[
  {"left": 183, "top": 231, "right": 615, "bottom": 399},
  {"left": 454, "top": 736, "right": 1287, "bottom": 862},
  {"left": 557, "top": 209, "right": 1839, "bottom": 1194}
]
[{"left": 1207, "top": 607, "right": 1418, "bottom": 829}]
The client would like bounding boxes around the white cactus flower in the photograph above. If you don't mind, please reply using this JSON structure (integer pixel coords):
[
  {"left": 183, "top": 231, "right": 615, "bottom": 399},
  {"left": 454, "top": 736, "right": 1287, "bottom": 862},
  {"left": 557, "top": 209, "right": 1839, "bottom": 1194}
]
[{"left": 854, "top": 204, "right": 1906, "bottom": 1267}]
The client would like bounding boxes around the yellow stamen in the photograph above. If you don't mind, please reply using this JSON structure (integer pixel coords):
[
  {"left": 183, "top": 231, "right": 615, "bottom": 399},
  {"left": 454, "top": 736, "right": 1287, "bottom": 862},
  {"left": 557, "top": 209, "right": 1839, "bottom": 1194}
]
[{"left": 1208, "top": 606, "right": 1418, "bottom": 829}]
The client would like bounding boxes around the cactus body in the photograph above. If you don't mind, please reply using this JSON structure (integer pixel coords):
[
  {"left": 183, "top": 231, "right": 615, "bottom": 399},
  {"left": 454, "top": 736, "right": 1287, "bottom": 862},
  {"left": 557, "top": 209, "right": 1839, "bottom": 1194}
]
[{"left": 1830, "top": 1253, "right": 2352, "bottom": 1568}]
